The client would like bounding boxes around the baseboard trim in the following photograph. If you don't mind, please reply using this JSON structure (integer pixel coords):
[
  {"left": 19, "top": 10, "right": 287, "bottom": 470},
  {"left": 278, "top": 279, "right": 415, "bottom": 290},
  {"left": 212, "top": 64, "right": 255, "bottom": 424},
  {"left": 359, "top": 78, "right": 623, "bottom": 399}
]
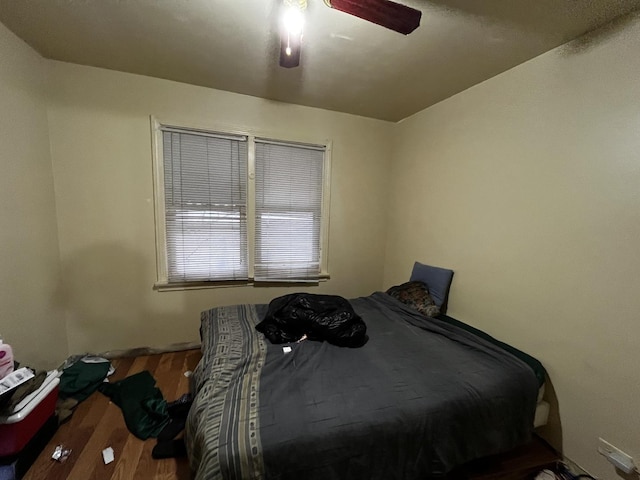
[{"left": 98, "top": 341, "right": 201, "bottom": 359}]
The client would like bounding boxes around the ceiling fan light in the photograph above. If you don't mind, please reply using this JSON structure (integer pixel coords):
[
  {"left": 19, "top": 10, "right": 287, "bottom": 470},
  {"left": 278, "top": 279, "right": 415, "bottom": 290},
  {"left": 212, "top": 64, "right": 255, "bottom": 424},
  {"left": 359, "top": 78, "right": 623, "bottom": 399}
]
[
  {"left": 279, "top": 1, "right": 306, "bottom": 68},
  {"left": 282, "top": 7, "right": 305, "bottom": 35},
  {"left": 279, "top": 37, "right": 301, "bottom": 67}
]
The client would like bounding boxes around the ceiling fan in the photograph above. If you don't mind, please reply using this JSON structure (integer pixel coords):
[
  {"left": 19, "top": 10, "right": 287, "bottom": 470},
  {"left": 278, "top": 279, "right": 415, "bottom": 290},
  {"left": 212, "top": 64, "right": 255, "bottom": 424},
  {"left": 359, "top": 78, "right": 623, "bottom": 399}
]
[{"left": 279, "top": 0, "right": 422, "bottom": 68}]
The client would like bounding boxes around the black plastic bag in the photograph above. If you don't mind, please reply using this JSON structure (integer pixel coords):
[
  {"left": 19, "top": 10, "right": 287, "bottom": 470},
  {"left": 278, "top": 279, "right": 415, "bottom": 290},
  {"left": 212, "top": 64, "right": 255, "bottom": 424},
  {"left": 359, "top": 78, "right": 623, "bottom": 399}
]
[{"left": 256, "top": 293, "right": 368, "bottom": 348}]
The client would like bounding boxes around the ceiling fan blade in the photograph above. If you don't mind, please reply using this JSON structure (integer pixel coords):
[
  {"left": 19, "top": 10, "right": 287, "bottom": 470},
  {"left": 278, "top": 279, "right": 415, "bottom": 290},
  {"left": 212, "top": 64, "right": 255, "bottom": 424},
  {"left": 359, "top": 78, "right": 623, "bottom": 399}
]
[{"left": 327, "top": 0, "right": 421, "bottom": 35}]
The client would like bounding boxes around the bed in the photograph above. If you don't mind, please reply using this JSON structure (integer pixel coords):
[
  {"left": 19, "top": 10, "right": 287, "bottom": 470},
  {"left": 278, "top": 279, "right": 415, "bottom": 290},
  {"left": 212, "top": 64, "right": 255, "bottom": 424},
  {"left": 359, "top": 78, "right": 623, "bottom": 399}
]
[{"left": 185, "top": 281, "right": 548, "bottom": 480}]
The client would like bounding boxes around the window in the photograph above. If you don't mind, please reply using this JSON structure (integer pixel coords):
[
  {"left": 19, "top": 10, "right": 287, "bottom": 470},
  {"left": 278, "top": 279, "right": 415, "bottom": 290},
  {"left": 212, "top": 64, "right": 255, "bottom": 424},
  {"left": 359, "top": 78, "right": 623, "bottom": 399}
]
[
  {"left": 162, "top": 129, "right": 248, "bottom": 282},
  {"left": 254, "top": 140, "right": 325, "bottom": 281},
  {"left": 152, "top": 119, "right": 330, "bottom": 287}
]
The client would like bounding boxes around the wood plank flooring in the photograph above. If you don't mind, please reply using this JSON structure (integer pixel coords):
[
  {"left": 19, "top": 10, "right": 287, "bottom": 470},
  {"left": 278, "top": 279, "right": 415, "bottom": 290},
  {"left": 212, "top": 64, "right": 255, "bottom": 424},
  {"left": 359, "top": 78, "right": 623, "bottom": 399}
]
[
  {"left": 454, "top": 435, "right": 559, "bottom": 479},
  {"left": 23, "top": 349, "right": 201, "bottom": 480}
]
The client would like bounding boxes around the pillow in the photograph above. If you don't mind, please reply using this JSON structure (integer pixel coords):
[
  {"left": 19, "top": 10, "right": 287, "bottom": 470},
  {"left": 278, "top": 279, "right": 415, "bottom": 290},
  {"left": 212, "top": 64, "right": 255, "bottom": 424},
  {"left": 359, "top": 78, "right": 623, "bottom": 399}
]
[
  {"left": 386, "top": 281, "right": 440, "bottom": 318},
  {"left": 409, "top": 262, "right": 454, "bottom": 312}
]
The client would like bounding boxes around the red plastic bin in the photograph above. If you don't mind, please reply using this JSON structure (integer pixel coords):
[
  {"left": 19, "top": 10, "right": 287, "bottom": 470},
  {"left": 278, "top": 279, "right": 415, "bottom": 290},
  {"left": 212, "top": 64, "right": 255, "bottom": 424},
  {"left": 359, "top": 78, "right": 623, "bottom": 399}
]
[{"left": 0, "top": 371, "right": 59, "bottom": 457}]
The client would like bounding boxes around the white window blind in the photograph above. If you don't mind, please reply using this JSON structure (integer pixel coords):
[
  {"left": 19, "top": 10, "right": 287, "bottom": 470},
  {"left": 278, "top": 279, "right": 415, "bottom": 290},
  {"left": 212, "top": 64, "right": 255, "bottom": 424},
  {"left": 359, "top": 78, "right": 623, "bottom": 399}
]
[
  {"left": 162, "top": 129, "right": 248, "bottom": 282},
  {"left": 254, "top": 140, "right": 325, "bottom": 281}
]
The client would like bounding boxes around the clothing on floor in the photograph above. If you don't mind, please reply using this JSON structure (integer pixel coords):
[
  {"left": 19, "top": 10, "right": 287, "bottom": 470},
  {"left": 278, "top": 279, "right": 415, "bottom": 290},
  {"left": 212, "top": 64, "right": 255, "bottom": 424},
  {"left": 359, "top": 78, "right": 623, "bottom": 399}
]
[
  {"left": 152, "top": 393, "right": 193, "bottom": 459},
  {"left": 59, "top": 359, "right": 111, "bottom": 402},
  {"left": 152, "top": 439, "right": 187, "bottom": 459},
  {"left": 99, "top": 370, "right": 169, "bottom": 440},
  {"left": 55, "top": 397, "right": 79, "bottom": 424}
]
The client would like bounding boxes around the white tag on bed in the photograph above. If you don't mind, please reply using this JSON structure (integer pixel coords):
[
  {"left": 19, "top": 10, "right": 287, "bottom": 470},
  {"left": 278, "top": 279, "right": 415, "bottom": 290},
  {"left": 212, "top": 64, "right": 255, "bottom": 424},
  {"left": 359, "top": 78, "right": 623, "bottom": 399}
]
[{"left": 282, "top": 346, "right": 292, "bottom": 354}]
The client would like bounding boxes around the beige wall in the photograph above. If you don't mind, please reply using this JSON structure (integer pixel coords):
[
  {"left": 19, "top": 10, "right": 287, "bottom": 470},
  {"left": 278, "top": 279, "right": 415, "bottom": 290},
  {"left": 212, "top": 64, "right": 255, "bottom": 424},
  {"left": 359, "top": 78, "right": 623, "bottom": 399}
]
[
  {"left": 0, "top": 24, "right": 68, "bottom": 369},
  {"left": 4, "top": 10, "right": 638, "bottom": 476},
  {"left": 385, "top": 13, "right": 640, "bottom": 479},
  {"left": 46, "top": 62, "right": 392, "bottom": 356}
]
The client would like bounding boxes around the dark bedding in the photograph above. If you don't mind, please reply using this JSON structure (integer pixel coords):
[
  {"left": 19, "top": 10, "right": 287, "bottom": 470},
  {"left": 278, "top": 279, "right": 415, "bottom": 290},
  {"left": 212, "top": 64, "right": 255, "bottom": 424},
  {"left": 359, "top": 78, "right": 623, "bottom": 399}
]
[
  {"left": 186, "top": 292, "right": 540, "bottom": 480},
  {"left": 435, "top": 313, "right": 546, "bottom": 387}
]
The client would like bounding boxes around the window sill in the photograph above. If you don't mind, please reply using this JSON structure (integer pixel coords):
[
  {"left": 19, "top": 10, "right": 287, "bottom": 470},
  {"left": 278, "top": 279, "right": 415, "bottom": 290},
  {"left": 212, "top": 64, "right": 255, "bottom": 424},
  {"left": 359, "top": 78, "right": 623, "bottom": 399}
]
[{"left": 154, "top": 274, "right": 330, "bottom": 292}]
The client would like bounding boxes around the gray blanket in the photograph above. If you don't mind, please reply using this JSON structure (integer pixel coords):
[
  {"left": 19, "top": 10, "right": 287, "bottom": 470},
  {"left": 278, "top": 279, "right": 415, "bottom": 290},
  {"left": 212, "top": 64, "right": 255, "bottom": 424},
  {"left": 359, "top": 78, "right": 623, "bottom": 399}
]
[{"left": 186, "top": 292, "right": 539, "bottom": 480}]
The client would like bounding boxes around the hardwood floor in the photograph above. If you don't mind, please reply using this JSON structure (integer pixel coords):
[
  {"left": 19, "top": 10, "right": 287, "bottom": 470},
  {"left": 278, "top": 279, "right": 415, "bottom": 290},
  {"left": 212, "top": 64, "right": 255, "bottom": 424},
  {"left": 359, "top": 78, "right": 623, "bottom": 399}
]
[
  {"left": 22, "top": 348, "right": 558, "bottom": 479},
  {"left": 454, "top": 435, "right": 559, "bottom": 479},
  {"left": 23, "top": 349, "right": 201, "bottom": 480}
]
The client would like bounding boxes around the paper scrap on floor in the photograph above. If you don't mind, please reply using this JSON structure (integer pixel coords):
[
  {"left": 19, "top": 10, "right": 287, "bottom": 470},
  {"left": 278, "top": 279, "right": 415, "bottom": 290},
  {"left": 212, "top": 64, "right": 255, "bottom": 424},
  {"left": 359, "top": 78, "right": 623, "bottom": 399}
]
[{"left": 102, "top": 446, "right": 115, "bottom": 464}]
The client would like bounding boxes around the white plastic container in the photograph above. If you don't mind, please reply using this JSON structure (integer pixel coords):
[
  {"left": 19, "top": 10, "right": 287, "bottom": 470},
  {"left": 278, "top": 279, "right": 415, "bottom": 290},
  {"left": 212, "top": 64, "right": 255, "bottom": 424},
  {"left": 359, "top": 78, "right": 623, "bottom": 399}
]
[{"left": 0, "top": 340, "right": 13, "bottom": 380}]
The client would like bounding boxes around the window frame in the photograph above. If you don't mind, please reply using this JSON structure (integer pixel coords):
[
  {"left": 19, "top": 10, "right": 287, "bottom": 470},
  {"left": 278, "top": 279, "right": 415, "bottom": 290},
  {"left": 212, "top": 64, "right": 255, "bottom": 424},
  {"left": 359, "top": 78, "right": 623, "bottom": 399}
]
[{"left": 150, "top": 116, "right": 332, "bottom": 290}]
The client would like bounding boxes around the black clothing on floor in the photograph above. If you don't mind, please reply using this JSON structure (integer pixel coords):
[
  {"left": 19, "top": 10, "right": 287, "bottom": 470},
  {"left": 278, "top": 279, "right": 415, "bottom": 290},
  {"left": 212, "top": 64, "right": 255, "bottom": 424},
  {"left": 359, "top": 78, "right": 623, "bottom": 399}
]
[{"left": 99, "top": 370, "right": 169, "bottom": 440}]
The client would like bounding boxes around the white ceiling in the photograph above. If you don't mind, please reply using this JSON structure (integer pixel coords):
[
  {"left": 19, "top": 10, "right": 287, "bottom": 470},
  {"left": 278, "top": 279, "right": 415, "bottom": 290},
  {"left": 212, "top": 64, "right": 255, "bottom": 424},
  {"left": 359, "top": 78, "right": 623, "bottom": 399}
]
[{"left": 1, "top": 0, "right": 639, "bottom": 121}]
